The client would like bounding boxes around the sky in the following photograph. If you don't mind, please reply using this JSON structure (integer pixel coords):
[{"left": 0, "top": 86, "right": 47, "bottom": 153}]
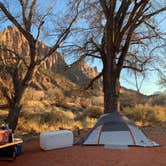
[
  {"left": 86, "top": 59, "right": 165, "bottom": 96},
  {"left": 0, "top": 0, "right": 165, "bottom": 95},
  {"left": 85, "top": 5, "right": 166, "bottom": 96}
]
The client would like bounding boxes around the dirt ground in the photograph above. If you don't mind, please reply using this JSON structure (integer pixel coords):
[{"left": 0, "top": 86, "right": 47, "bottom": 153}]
[{"left": 0, "top": 130, "right": 166, "bottom": 166}]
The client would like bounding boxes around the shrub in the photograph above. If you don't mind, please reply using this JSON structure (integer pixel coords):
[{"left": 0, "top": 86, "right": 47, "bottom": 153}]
[
  {"left": 81, "top": 117, "right": 97, "bottom": 128},
  {"left": 91, "top": 96, "right": 103, "bottom": 106},
  {"left": 47, "top": 88, "right": 65, "bottom": 105},
  {"left": 144, "top": 109, "right": 158, "bottom": 123},
  {"left": 123, "top": 104, "right": 166, "bottom": 126},
  {"left": 150, "top": 95, "right": 166, "bottom": 106},
  {"left": 80, "top": 99, "right": 91, "bottom": 108},
  {"left": 124, "top": 107, "right": 144, "bottom": 122},
  {"left": 84, "top": 106, "right": 103, "bottom": 119}
]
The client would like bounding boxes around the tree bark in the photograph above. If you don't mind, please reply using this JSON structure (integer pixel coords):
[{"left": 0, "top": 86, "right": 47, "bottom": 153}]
[
  {"left": 7, "top": 64, "right": 35, "bottom": 131},
  {"left": 7, "top": 83, "right": 27, "bottom": 131},
  {"left": 0, "top": 0, "right": 78, "bottom": 132},
  {"left": 103, "top": 61, "right": 120, "bottom": 113},
  {"left": 6, "top": 53, "right": 36, "bottom": 131},
  {"left": 7, "top": 102, "right": 22, "bottom": 131}
]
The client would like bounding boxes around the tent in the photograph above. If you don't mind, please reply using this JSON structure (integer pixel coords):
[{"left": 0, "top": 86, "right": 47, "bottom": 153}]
[{"left": 77, "top": 112, "right": 159, "bottom": 147}]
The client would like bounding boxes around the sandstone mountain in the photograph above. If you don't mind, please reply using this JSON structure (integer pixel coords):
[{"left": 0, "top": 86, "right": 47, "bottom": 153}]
[
  {"left": 0, "top": 26, "right": 99, "bottom": 85},
  {"left": 0, "top": 26, "right": 165, "bottom": 112},
  {"left": 0, "top": 26, "right": 102, "bottom": 108}
]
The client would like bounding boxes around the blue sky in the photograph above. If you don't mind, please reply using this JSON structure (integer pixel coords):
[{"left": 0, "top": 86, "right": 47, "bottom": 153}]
[
  {"left": 0, "top": 0, "right": 165, "bottom": 95},
  {"left": 86, "top": 8, "right": 166, "bottom": 96},
  {"left": 87, "top": 59, "right": 164, "bottom": 95}
]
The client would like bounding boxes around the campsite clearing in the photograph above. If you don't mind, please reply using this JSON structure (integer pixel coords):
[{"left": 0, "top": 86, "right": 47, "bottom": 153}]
[
  {"left": 77, "top": 112, "right": 159, "bottom": 147},
  {"left": 0, "top": 128, "right": 165, "bottom": 166}
]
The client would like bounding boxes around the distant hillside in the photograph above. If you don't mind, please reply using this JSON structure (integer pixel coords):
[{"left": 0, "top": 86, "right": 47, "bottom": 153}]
[
  {"left": 0, "top": 26, "right": 99, "bottom": 85},
  {"left": 0, "top": 26, "right": 165, "bottom": 112},
  {"left": 147, "top": 94, "right": 166, "bottom": 106}
]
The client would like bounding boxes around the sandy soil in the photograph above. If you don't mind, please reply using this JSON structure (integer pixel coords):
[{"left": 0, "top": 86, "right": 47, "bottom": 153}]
[{"left": 0, "top": 131, "right": 166, "bottom": 166}]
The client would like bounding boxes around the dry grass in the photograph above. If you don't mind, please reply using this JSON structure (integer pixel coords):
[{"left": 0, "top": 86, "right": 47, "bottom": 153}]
[
  {"left": 1, "top": 84, "right": 166, "bottom": 136},
  {"left": 17, "top": 103, "right": 166, "bottom": 135},
  {"left": 16, "top": 106, "right": 97, "bottom": 135},
  {"left": 2, "top": 103, "right": 166, "bottom": 136},
  {"left": 124, "top": 104, "right": 166, "bottom": 126}
]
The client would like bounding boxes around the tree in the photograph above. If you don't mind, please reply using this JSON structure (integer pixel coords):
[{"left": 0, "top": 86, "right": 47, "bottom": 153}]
[
  {"left": 159, "top": 50, "right": 166, "bottom": 89},
  {"left": 160, "top": 75, "right": 166, "bottom": 88},
  {"left": 149, "top": 41, "right": 166, "bottom": 91},
  {"left": 65, "top": 0, "right": 166, "bottom": 113},
  {"left": 0, "top": 0, "right": 79, "bottom": 130}
]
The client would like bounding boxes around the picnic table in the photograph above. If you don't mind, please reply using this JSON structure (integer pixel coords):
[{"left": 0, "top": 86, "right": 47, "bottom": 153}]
[{"left": 0, "top": 138, "right": 23, "bottom": 160}]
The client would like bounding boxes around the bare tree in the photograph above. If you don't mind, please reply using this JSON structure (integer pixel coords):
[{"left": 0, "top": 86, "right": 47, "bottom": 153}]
[
  {"left": 149, "top": 42, "right": 166, "bottom": 91},
  {"left": 158, "top": 46, "right": 166, "bottom": 89},
  {"left": 160, "top": 75, "right": 166, "bottom": 88},
  {"left": 64, "top": 0, "right": 166, "bottom": 113},
  {"left": 0, "top": 0, "right": 79, "bottom": 130},
  {"left": 158, "top": 56, "right": 166, "bottom": 89}
]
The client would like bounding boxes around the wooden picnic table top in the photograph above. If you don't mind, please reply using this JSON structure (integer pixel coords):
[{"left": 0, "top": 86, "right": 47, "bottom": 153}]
[{"left": 0, "top": 139, "right": 23, "bottom": 149}]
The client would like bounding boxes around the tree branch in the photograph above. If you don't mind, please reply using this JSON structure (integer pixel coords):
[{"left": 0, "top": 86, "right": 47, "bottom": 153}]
[
  {"left": 0, "top": 104, "right": 9, "bottom": 110},
  {"left": 18, "top": 0, "right": 28, "bottom": 30},
  {"left": 144, "top": 6, "right": 166, "bottom": 20},
  {"left": 117, "top": 1, "right": 148, "bottom": 72},
  {"left": 28, "top": 0, "right": 37, "bottom": 26},
  {"left": 0, "top": 86, "right": 13, "bottom": 106},
  {"left": 85, "top": 71, "right": 103, "bottom": 90},
  {"left": 63, "top": 54, "right": 87, "bottom": 71},
  {"left": 0, "top": 2, "right": 33, "bottom": 40},
  {"left": 0, "top": 45, "right": 29, "bottom": 68},
  {"left": 137, "top": 6, "right": 166, "bottom": 27},
  {"left": 90, "top": 37, "right": 103, "bottom": 54},
  {"left": 35, "top": 20, "right": 45, "bottom": 41},
  {"left": 99, "top": 0, "right": 109, "bottom": 17},
  {"left": 36, "top": 1, "right": 80, "bottom": 65},
  {"left": 115, "top": 0, "right": 131, "bottom": 39},
  {"left": 123, "top": 65, "right": 143, "bottom": 73}
]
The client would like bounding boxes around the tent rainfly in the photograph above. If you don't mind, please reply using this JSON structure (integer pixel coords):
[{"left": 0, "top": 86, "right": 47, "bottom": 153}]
[{"left": 77, "top": 112, "right": 159, "bottom": 147}]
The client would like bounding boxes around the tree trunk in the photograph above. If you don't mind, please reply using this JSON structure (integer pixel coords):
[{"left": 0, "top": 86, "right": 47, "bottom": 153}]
[
  {"left": 7, "top": 102, "right": 22, "bottom": 131},
  {"left": 7, "top": 67, "right": 34, "bottom": 131},
  {"left": 103, "top": 65, "right": 120, "bottom": 113},
  {"left": 6, "top": 44, "right": 36, "bottom": 131},
  {"left": 7, "top": 84, "right": 26, "bottom": 131}
]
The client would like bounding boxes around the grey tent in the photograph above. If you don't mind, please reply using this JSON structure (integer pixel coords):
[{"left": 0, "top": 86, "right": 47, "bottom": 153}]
[{"left": 77, "top": 112, "right": 159, "bottom": 147}]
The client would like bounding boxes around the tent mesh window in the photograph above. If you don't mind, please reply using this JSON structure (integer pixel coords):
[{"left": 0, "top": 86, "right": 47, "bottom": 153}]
[{"left": 102, "top": 122, "right": 129, "bottom": 132}]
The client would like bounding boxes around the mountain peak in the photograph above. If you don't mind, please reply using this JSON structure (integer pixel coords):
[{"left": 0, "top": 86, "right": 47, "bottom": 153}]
[{"left": 0, "top": 26, "right": 99, "bottom": 85}]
